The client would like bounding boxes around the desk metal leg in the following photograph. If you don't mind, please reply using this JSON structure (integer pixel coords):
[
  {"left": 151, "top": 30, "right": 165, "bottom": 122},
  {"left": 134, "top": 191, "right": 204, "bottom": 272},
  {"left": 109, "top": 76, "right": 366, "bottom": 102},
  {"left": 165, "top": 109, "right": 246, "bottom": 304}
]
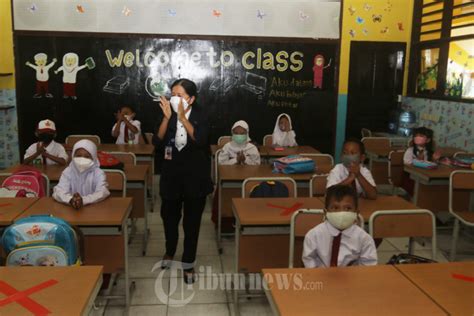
[
  {"left": 233, "top": 217, "right": 240, "bottom": 316},
  {"left": 217, "top": 179, "right": 223, "bottom": 254},
  {"left": 412, "top": 179, "right": 420, "bottom": 206},
  {"left": 142, "top": 177, "right": 150, "bottom": 256}
]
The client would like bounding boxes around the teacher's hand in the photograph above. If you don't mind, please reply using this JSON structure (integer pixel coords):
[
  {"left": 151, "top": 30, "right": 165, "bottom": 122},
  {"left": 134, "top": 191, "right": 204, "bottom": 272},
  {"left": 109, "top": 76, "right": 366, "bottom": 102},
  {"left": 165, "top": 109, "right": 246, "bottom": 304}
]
[
  {"left": 159, "top": 96, "right": 172, "bottom": 120},
  {"left": 177, "top": 98, "right": 186, "bottom": 122}
]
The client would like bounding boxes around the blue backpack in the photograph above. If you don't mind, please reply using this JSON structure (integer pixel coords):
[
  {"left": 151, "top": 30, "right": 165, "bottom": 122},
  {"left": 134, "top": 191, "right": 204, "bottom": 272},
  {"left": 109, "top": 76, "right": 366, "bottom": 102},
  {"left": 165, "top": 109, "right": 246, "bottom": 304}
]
[
  {"left": 273, "top": 155, "right": 315, "bottom": 174},
  {"left": 249, "top": 181, "right": 290, "bottom": 198},
  {"left": 1, "top": 215, "right": 80, "bottom": 266}
]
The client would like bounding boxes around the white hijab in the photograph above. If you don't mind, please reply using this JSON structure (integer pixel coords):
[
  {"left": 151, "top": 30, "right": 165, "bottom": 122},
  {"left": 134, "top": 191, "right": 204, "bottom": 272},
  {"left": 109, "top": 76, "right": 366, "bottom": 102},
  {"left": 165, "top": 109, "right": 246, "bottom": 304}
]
[
  {"left": 229, "top": 120, "right": 251, "bottom": 150},
  {"left": 66, "top": 139, "right": 102, "bottom": 195},
  {"left": 272, "top": 113, "right": 297, "bottom": 147}
]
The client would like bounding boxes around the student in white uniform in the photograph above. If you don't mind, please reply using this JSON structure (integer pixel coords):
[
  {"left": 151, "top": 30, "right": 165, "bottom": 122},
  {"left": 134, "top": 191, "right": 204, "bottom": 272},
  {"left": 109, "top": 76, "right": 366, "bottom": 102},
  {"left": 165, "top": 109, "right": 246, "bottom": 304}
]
[
  {"left": 23, "top": 119, "right": 68, "bottom": 166},
  {"left": 218, "top": 120, "right": 261, "bottom": 165},
  {"left": 53, "top": 139, "right": 110, "bottom": 209},
  {"left": 327, "top": 138, "right": 377, "bottom": 200},
  {"left": 272, "top": 113, "right": 297, "bottom": 147},
  {"left": 303, "top": 184, "right": 377, "bottom": 268},
  {"left": 112, "top": 105, "right": 141, "bottom": 144},
  {"left": 403, "top": 127, "right": 441, "bottom": 165}
]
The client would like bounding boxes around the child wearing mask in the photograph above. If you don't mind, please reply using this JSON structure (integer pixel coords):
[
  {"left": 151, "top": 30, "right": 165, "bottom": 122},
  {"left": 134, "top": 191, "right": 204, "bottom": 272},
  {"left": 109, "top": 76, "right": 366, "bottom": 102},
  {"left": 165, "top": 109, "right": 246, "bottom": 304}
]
[
  {"left": 53, "top": 139, "right": 110, "bottom": 209},
  {"left": 112, "top": 105, "right": 141, "bottom": 145},
  {"left": 326, "top": 138, "right": 377, "bottom": 199},
  {"left": 23, "top": 119, "right": 68, "bottom": 166},
  {"left": 403, "top": 127, "right": 441, "bottom": 165},
  {"left": 272, "top": 113, "right": 297, "bottom": 147},
  {"left": 302, "top": 184, "right": 377, "bottom": 268},
  {"left": 218, "top": 120, "right": 261, "bottom": 165}
]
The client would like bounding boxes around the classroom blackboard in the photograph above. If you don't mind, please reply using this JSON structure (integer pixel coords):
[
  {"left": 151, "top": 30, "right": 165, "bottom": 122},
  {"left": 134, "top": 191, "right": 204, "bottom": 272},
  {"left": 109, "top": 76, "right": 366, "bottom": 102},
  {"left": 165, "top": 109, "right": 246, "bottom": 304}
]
[{"left": 14, "top": 34, "right": 337, "bottom": 155}]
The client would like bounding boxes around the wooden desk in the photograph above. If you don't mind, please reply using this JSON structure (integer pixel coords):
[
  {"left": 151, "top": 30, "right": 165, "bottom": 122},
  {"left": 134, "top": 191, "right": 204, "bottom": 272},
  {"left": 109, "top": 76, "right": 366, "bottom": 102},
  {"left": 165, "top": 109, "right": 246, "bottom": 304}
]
[
  {"left": 19, "top": 197, "right": 133, "bottom": 307},
  {"left": 372, "top": 132, "right": 410, "bottom": 147},
  {"left": 317, "top": 195, "right": 419, "bottom": 222},
  {"left": 262, "top": 265, "right": 447, "bottom": 316},
  {"left": 259, "top": 145, "right": 320, "bottom": 157},
  {"left": 0, "top": 198, "right": 38, "bottom": 226},
  {"left": 404, "top": 164, "right": 469, "bottom": 212},
  {"left": 0, "top": 266, "right": 103, "bottom": 316},
  {"left": 396, "top": 262, "right": 474, "bottom": 316}
]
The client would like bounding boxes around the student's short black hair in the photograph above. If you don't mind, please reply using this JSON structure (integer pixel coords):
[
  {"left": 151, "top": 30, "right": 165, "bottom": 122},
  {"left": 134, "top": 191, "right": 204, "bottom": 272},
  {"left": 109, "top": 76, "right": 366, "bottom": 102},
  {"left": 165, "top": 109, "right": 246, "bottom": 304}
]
[
  {"left": 343, "top": 138, "right": 366, "bottom": 155},
  {"left": 119, "top": 105, "right": 136, "bottom": 113},
  {"left": 325, "top": 184, "right": 358, "bottom": 209}
]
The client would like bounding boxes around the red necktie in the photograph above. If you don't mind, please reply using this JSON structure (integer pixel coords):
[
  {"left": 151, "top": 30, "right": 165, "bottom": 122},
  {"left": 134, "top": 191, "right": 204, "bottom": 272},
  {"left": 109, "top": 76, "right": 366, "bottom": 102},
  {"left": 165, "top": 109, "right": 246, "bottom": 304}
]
[
  {"left": 330, "top": 233, "right": 342, "bottom": 267},
  {"left": 124, "top": 123, "right": 129, "bottom": 143}
]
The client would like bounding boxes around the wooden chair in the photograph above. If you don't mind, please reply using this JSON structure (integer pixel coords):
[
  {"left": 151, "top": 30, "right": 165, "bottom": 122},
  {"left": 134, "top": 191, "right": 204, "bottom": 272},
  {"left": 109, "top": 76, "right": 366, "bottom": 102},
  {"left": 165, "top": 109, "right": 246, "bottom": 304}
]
[
  {"left": 65, "top": 135, "right": 101, "bottom": 147},
  {"left": 145, "top": 132, "right": 154, "bottom": 145},
  {"left": 309, "top": 174, "right": 328, "bottom": 197},
  {"left": 263, "top": 134, "right": 273, "bottom": 146},
  {"left": 217, "top": 136, "right": 232, "bottom": 146},
  {"left": 107, "top": 152, "right": 137, "bottom": 165},
  {"left": 214, "top": 149, "right": 223, "bottom": 185},
  {"left": 388, "top": 150, "right": 405, "bottom": 195},
  {"left": 0, "top": 172, "right": 50, "bottom": 197},
  {"left": 300, "top": 153, "right": 334, "bottom": 174},
  {"left": 361, "top": 137, "right": 391, "bottom": 157},
  {"left": 361, "top": 128, "right": 372, "bottom": 138},
  {"left": 289, "top": 209, "right": 325, "bottom": 268},
  {"left": 242, "top": 177, "right": 297, "bottom": 198},
  {"left": 449, "top": 170, "right": 474, "bottom": 261},
  {"left": 104, "top": 169, "right": 127, "bottom": 197},
  {"left": 453, "top": 152, "right": 474, "bottom": 158},
  {"left": 369, "top": 209, "right": 437, "bottom": 259}
]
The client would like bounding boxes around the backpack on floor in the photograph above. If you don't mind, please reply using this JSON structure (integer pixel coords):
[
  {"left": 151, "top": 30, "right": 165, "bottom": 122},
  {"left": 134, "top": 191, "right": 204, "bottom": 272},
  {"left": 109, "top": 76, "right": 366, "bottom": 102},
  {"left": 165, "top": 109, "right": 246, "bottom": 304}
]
[
  {"left": 1, "top": 215, "right": 81, "bottom": 266},
  {"left": 1, "top": 168, "right": 46, "bottom": 197},
  {"left": 249, "top": 181, "right": 290, "bottom": 198},
  {"left": 273, "top": 155, "right": 315, "bottom": 174},
  {"left": 98, "top": 151, "right": 124, "bottom": 170},
  {"left": 387, "top": 253, "right": 437, "bottom": 264}
]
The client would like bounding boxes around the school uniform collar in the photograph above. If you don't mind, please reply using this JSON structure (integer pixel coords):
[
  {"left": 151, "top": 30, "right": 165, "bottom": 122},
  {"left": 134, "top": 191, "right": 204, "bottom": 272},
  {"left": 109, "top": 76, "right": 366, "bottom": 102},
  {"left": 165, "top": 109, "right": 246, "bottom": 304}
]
[
  {"left": 43, "top": 140, "right": 57, "bottom": 151},
  {"left": 324, "top": 220, "right": 357, "bottom": 237}
]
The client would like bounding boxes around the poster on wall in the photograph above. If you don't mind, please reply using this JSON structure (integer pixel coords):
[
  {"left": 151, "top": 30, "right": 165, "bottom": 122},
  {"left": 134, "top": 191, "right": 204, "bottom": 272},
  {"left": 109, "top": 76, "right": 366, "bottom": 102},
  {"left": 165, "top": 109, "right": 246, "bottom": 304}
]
[{"left": 15, "top": 35, "right": 337, "bottom": 154}]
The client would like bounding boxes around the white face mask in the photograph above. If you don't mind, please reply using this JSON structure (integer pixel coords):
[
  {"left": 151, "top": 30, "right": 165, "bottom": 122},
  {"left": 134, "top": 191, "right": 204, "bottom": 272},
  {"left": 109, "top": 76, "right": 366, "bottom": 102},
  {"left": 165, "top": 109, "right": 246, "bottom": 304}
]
[
  {"left": 124, "top": 114, "right": 133, "bottom": 121},
  {"left": 170, "top": 96, "right": 189, "bottom": 113},
  {"left": 326, "top": 211, "right": 357, "bottom": 230},
  {"left": 73, "top": 157, "right": 94, "bottom": 173}
]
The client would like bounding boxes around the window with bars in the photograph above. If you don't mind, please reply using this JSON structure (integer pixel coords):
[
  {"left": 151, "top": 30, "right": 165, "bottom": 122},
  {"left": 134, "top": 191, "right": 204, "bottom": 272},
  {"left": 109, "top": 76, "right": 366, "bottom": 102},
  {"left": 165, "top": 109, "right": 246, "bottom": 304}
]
[{"left": 409, "top": 0, "right": 474, "bottom": 100}]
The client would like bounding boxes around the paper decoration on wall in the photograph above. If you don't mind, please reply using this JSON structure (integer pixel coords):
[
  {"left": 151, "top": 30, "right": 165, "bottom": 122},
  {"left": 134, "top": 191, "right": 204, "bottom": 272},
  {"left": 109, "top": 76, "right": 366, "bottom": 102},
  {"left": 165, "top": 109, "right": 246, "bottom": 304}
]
[
  {"left": 348, "top": 5, "right": 356, "bottom": 16},
  {"left": 122, "top": 6, "right": 132, "bottom": 17},
  {"left": 299, "top": 10, "right": 309, "bottom": 21},
  {"left": 76, "top": 5, "right": 85, "bottom": 14},
  {"left": 349, "top": 29, "right": 356, "bottom": 38},
  {"left": 356, "top": 16, "right": 364, "bottom": 24},
  {"left": 212, "top": 9, "right": 222, "bottom": 18},
  {"left": 363, "top": 3, "right": 372, "bottom": 11},
  {"left": 28, "top": 3, "right": 37, "bottom": 13},
  {"left": 362, "top": 28, "right": 369, "bottom": 36},
  {"left": 381, "top": 27, "right": 389, "bottom": 34},
  {"left": 372, "top": 14, "right": 382, "bottom": 23},
  {"left": 54, "top": 53, "right": 95, "bottom": 100},
  {"left": 167, "top": 9, "right": 177, "bottom": 17},
  {"left": 398, "top": 22, "right": 404, "bottom": 31},
  {"left": 25, "top": 53, "right": 57, "bottom": 98},
  {"left": 257, "top": 9, "right": 266, "bottom": 20},
  {"left": 312, "top": 55, "right": 331, "bottom": 89}
]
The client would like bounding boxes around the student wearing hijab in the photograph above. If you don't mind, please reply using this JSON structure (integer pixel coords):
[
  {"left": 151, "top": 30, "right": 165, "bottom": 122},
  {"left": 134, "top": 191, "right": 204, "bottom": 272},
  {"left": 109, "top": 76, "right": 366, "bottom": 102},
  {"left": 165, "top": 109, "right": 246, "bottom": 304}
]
[
  {"left": 272, "top": 113, "right": 297, "bottom": 147},
  {"left": 53, "top": 139, "right": 110, "bottom": 209},
  {"left": 154, "top": 79, "right": 213, "bottom": 284},
  {"left": 218, "top": 120, "right": 261, "bottom": 165}
]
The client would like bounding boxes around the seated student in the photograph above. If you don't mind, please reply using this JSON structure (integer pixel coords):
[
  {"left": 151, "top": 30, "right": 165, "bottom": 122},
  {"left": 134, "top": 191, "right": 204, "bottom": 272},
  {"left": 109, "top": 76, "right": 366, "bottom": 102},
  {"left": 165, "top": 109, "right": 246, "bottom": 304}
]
[
  {"left": 403, "top": 126, "right": 441, "bottom": 165},
  {"left": 327, "top": 138, "right": 377, "bottom": 199},
  {"left": 218, "top": 120, "right": 261, "bottom": 165},
  {"left": 112, "top": 105, "right": 141, "bottom": 144},
  {"left": 23, "top": 119, "right": 68, "bottom": 166},
  {"left": 272, "top": 113, "right": 297, "bottom": 147},
  {"left": 302, "top": 184, "right": 377, "bottom": 268},
  {"left": 53, "top": 139, "right": 110, "bottom": 209}
]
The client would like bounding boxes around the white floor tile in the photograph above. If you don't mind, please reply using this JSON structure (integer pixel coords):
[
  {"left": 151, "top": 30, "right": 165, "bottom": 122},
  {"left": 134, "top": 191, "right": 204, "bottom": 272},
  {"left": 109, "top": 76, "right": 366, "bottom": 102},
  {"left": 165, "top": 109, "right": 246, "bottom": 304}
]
[
  {"left": 110, "top": 278, "right": 169, "bottom": 306},
  {"left": 167, "top": 276, "right": 228, "bottom": 305},
  {"left": 167, "top": 303, "right": 230, "bottom": 316},
  {"left": 230, "top": 296, "right": 273, "bottom": 316}
]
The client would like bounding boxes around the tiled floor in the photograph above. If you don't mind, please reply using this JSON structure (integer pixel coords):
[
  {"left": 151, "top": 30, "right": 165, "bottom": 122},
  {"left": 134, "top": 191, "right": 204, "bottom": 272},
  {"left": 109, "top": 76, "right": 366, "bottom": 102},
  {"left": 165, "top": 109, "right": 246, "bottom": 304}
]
[{"left": 90, "top": 178, "right": 474, "bottom": 315}]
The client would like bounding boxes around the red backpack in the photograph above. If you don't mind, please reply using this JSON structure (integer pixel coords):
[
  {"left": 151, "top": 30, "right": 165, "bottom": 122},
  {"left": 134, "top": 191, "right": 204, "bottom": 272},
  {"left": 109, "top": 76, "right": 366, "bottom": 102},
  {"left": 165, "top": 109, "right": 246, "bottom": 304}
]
[
  {"left": 97, "top": 151, "right": 124, "bottom": 170},
  {"left": 2, "top": 168, "right": 46, "bottom": 197}
]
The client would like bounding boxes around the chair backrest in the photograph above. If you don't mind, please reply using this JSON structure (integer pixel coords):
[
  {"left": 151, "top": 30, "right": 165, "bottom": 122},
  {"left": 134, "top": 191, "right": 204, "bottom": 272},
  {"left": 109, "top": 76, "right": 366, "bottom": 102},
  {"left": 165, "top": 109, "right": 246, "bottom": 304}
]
[
  {"left": 107, "top": 152, "right": 137, "bottom": 165},
  {"left": 0, "top": 172, "right": 50, "bottom": 197},
  {"left": 263, "top": 134, "right": 273, "bottom": 146},
  {"left": 103, "top": 169, "right": 127, "bottom": 197},
  {"left": 242, "top": 177, "right": 297, "bottom": 198},
  {"left": 214, "top": 149, "right": 223, "bottom": 184},
  {"left": 289, "top": 209, "right": 325, "bottom": 268},
  {"left": 65, "top": 135, "right": 101, "bottom": 147},
  {"left": 361, "top": 137, "right": 391, "bottom": 156},
  {"left": 453, "top": 152, "right": 473, "bottom": 158},
  {"left": 449, "top": 170, "right": 474, "bottom": 220},
  {"left": 145, "top": 132, "right": 154, "bottom": 145},
  {"left": 300, "top": 154, "right": 334, "bottom": 174},
  {"left": 388, "top": 150, "right": 405, "bottom": 187},
  {"left": 217, "top": 136, "right": 232, "bottom": 146},
  {"left": 309, "top": 174, "right": 328, "bottom": 197},
  {"left": 369, "top": 209, "right": 436, "bottom": 259},
  {"left": 361, "top": 128, "right": 372, "bottom": 138}
]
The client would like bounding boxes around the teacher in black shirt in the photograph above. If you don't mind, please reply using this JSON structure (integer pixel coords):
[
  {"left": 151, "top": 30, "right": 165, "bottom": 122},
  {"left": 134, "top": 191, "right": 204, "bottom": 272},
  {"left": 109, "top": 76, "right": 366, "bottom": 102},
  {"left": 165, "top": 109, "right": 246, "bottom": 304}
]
[{"left": 154, "top": 79, "right": 212, "bottom": 284}]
